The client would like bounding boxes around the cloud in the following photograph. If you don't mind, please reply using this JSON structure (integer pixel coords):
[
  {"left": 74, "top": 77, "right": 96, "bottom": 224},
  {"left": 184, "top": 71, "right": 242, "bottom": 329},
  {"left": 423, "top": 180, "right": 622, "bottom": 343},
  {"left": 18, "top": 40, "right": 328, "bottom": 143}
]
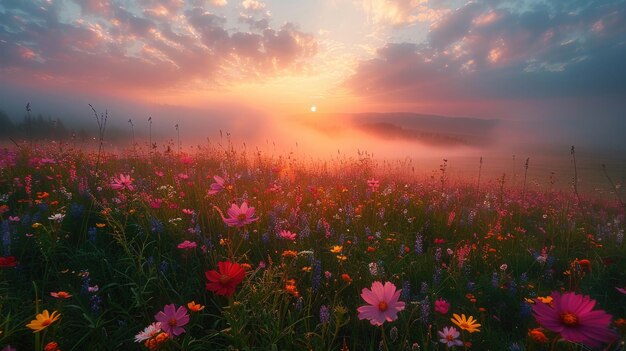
[
  {"left": 347, "top": 0, "right": 626, "bottom": 108},
  {"left": 0, "top": 0, "right": 317, "bottom": 92},
  {"left": 356, "top": 0, "right": 448, "bottom": 26}
]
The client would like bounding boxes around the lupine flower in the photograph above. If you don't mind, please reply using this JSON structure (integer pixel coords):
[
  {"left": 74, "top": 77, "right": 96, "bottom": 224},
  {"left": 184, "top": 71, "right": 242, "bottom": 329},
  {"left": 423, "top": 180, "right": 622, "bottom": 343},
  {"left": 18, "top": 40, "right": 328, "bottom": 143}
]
[
  {"left": 438, "top": 326, "right": 463, "bottom": 347},
  {"left": 154, "top": 304, "right": 189, "bottom": 337},
  {"left": 26, "top": 310, "right": 61, "bottom": 332},
  {"left": 451, "top": 314, "right": 481, "bottom": 333},
  {"left": 532, "top": 291, "right": 616, "bottom": 348},
  {"left": 205, "top": 261, "right": 245, "bottom": 297},
  {"left": 357, "top": 281, "right": 405, "bottom": 326},
  {"left": 135, "top": 322, "right": 163, "bottom": 342},
  {"left": 221, "top": 202, "right": 258, "bottom": 228},
  {"left": 434, "top": 298, "right": 450, "bottom": 314},
  {"left": 110, "top": 174, "right": 134, "bottom": 191}
]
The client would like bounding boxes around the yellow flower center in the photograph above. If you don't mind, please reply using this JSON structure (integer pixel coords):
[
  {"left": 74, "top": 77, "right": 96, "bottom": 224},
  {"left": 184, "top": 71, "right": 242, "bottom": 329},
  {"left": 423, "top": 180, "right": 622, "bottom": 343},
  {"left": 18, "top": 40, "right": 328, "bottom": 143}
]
[
  {"left": 237, "top": 213, "right": 247, "bottom": 221},
  {"left": 168, "top": 318, "right": 178, "bottom": 327},
  {"left": 378, "top": 301, "right": 388, "bottom": 312},
  {"left": 561, "top": 312, "right": 578, "bottom": 326},
  {"left": 446, "top": 335, "right": 454, "bottom": 341}
]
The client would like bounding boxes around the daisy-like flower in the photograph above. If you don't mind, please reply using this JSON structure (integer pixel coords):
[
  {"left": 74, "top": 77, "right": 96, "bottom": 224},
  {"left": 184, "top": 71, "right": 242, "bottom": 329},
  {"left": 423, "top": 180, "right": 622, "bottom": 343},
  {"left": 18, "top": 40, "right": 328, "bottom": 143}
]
[
  {"left": 177, "top": 240, "right": 197, "bottom": 250},
  {"left": 438, "top": 326, "right": 463, "bottom": 347},
  {"left": 110, "top": 174, "right": 134, "bottom": 191},
  {"left": 330, "top": 245, "right": 342, "bottom": 254},
  {"left": 532, "top": 291, "right": 617, "bottom": 348},
  {"left": 451, "top": 314, "right": 481, "bottom": 333},
  {"left": 221, "top": 202, "right": 258, "bottom": 228},
  {"left": 48, "top": 213, "right": 65, "bottom": 222},
  {"left": 279, "top": 230, "right": 297, "bottom": 241},
  {"left": 357, "top": 281, "right": 405, "bottom": 326},
  {"left": 207, "top": 175, "right": 229, "bottom": 195},
  {"left": 135, "top": 322, "right": 163, "bottom": 342},
  {"left": 187, "top": 301, "right": 205, "bottom": 312},
  {"left": 26, "top": 310, "right": 61, "bottom": 333},
  {"left": 50, "top": 291, "right": 72, "bottom": 299},
  {"left": 205, "top": 261, "right": 246, "bottom": 297},
  {"left": 154, "top": 304, "right": 189, "bottom": 337}
]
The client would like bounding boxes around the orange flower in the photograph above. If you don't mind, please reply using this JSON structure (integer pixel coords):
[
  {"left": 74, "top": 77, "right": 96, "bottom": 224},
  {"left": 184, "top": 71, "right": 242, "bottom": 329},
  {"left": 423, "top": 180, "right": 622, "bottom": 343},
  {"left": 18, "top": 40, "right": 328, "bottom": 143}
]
[
  {"left": 281, "top": 250, "right": 298, "bottom": 258},
  {"left": 50, "top": 291, "right": 72, "bottom": 299},
  {"left": 330, "top": 245, "right": 343, "bottom": 254},
  {"left": 285, "top": 279, "right": 300, "bottom": 297},
  {"left": 187, "top": 301, "right": 205, "bottom": 312},
  {"left": 528, "top": 328, "right": 549, "bottom": 343},
  {"left": 367, "top": 246, "right": 376, "bottom": 253},
  {"left": 26, "top": 310, "right": 60, "bottom": 333},
  {"left": 95, "top": 223, "right": 106, "bottom": 228},
  {"left": 577, "top": 259, "right": 592, "bottom": 272},
  {"left": 240, "top": 263, "right": 252, "bottom": 270},
  {"left": 341, "top": 274, "right": 352, "bottom": 284}
]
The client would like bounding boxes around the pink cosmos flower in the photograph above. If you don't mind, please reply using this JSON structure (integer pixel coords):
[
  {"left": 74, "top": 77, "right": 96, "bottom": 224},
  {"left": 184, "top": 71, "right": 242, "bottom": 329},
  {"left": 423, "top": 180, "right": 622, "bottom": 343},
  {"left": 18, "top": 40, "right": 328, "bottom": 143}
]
[
  {"left": 357, "top": 281, "right": 405, "bottom": 326},
  {"left": 616, "top": 287, "right": 626, "bottom": 294},
  {"left": 279, "top": 230, "right": 296, "bottom": 241},
  {"left": 154, "top": 304, "right": 189, "bottom": 337},
  {"left": 532, "top": 291, "right": 617, "bottom": 348},
  {"left": 208, "top": 176, "right": 227, "bottom": 195},
  {"left": 434, "top": 298, "right": 450, "bottom": 314},
  {"left": 177, "top": 240, "right": 197, "bottom": 250},
  {"left": 110, "top": 174, "right": 134, "bottom": 191},
  {"left": 135, "top": 322, "right": 162, "bottom": 342},
  {"left": 438, "top": 326, "right": 463, "bottom": 347},
  {"left": 222, "top": 202, "right": 258, "bottom": 228}
]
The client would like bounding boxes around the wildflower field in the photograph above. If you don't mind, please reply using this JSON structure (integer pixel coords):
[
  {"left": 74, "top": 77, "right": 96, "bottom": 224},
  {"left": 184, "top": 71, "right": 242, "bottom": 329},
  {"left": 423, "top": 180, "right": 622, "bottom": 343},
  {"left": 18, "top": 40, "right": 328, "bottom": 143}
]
[{"left": 0, "top": 142, "right": 625, "bottom": 351}]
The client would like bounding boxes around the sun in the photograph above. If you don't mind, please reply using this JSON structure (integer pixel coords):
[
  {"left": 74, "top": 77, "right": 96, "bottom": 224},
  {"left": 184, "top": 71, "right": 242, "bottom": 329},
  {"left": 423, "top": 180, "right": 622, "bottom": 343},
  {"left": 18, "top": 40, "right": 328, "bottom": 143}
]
[{"left": 310, "top": 105, "right": 317, "bottom": 113}]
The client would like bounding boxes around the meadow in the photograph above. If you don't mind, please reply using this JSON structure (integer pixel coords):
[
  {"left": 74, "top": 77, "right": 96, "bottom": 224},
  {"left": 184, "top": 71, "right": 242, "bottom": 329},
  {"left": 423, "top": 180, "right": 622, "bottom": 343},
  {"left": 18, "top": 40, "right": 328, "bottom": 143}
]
[{"left": 0, "top": 139, "right": 625, "bottom": 351}]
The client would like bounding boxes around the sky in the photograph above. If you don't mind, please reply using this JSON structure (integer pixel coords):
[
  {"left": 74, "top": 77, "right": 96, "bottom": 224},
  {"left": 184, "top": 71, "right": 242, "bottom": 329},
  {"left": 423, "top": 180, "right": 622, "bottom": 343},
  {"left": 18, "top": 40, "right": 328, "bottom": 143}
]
[{"left": 1, "top": 0, "right": 625, "bottom": 157}]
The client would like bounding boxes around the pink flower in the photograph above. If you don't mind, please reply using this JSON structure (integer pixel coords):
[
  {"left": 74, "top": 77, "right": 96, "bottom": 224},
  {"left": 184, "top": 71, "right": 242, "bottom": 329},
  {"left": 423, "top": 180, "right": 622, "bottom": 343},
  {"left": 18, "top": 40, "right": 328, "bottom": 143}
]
[
  {"left": 367, "top": 179, "right": 380, "bottom": 192},
  {"left": 110, "top": 174, "right": 134, "bottom": 191},
  {"left": 154, "top": 304, "right": 189, "bottom": 337},
  {"left": 177, "top": 240, "right": 197, "bottom": 250},
  {"left": 616, "top": 287, "right": 626, "bottom": 294},
  {"left": 532, "top": 291, "right": 617, "bottom": 348},
  {"left": 357, "top": 281, "right": 405, "bottom": 326},
  {"left": 208, "top": 176, "right": 227, "bottom": 195},
  {"left": 279, "top": 230, "right": 296, "bottom": 241},
  {"left": 135, "top": 322, "right": 162, "bottom": 342},
  {"left": 438, "top": 326, "right": 463, "bottom": 347},
  {"left": 222, "top": 202, "right": 258, "bottom": 228},
  {"left": 182, "top": 209, "right": 195, "bottom": 215},
  {"left": 434, "top": 298, "right": 450, "bottom": 314}
]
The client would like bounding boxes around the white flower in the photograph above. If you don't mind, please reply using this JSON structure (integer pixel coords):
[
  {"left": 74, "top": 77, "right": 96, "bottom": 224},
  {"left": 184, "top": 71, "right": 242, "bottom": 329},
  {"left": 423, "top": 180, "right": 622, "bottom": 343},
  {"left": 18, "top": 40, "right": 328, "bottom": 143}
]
[{"left": 48, "top": 213, "right": 65, "bottom": 222}]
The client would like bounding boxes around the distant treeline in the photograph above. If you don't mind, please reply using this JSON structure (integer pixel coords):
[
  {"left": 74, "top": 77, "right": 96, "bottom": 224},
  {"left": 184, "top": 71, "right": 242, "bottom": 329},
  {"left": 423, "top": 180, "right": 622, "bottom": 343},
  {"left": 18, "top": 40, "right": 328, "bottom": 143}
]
[{"left": 0, "top": 110, "right": 128, "bottom": 141}]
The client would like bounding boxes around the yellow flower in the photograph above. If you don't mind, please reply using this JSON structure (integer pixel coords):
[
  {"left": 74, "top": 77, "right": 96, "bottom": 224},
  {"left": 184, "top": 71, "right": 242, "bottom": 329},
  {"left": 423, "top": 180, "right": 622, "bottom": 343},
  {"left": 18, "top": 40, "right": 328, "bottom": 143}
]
[
  {"left": 451, "top": 313, "right": 481, "bottom": 333},
  {"left": 336, "top": 255, "right": 347, "bottom": 261},
  {"left": 26, "top": 310, "right": 60, "bottom": 333},
  {"left": 32, "top": 222, "right": 43, "bottom": 229},
  {"left": 95, "top": 223, "right": 106, "bottom": 228},
  {"left": 330, "top": 245, "right": 343, "bottom": 254}
]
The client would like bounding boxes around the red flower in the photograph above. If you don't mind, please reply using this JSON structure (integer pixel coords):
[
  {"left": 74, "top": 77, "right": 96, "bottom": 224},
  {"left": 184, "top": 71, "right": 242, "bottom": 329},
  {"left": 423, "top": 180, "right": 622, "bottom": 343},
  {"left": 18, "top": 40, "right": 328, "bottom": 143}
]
[
  {"left": 532, "top": 291, "right": 617, "bottom": 348},
  {"left": 205, "top": 261, "right": 245, "bottom": 297},
  {"left": 0, "top": 256, "right": 17, "bottom": 268}
]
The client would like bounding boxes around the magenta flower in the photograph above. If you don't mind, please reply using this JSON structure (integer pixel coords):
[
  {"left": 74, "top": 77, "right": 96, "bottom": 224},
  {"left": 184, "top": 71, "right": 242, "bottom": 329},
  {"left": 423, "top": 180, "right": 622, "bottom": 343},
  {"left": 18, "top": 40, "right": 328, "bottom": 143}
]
[
  {"left": 154, "top": 304, "right": 189, "bottom": 337},
  {"left": 357, "top": 281, "right": 405, "bottom": 326},
  {"left": 222, "top": 202, "right": 258, "bottom": 228},
  {"left": 279, "top": 230, "right": 297, "bottom": 241},
  {"left": 208, "top": 176, "right": 227, "bottom": 195},
  {"left": 110, "top": 174, "right": 134, "bottom": 191},
  {"left": 616, "top": 287, "right": 626, "bottom": 294},
  {"left": 177, "top": 240, "right": 197, "bottom": 250},
  {"left": 532, "top": 291, "right": 617, "bottom": 348},
  {"left": 434, "top": 298, "right": 450, "bottom": 314}
]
